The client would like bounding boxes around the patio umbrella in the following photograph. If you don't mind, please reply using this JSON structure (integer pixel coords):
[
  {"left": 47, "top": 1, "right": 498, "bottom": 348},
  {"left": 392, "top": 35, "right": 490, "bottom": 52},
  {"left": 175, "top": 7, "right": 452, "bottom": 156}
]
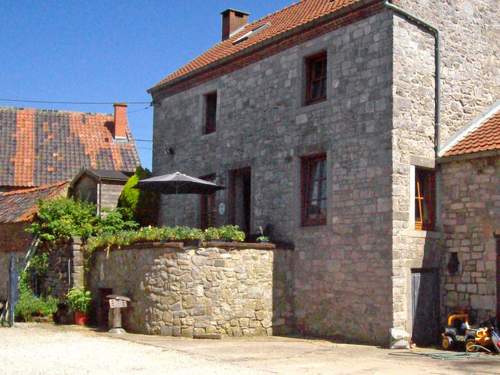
[{"left": 136, "top": 171, "right": 225, "bottom": 225}]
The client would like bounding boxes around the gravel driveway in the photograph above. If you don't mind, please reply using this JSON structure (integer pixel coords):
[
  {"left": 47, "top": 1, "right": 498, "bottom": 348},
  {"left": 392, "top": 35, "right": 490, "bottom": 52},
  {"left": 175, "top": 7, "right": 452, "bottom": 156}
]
[
  {"left": 2, "top": 324, "right": 500, "bottom": 374},
  {"left": 0, "top": 324, "right": 264, "bottom": 375}
]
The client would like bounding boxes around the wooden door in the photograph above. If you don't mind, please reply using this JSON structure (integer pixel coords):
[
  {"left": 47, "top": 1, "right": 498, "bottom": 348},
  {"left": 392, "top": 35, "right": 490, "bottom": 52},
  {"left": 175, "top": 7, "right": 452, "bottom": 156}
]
[
  {"left": 229, "top": 167, "right": 251, "bottom": 234},
  {"left": 496, "top": 237, "right": 500, "bottom": 323},
  {"left": 411, "top": 269, "right": 440, "bottom": 346}
]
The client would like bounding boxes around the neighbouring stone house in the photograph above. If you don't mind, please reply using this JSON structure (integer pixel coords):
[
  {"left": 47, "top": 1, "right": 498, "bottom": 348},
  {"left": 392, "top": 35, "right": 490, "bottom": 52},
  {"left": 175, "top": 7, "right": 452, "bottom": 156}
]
[
  {"left": 438, "top": 104, "right": 500, "bottom": 325},
  {"left": 69, "top": 168, "right": 133, "bottom": 215},
  {"left": 148, "top": 0, "right": 499, "bottom": 345},
  {"left": 0, "top": 181, "right": 68, "bottom": 300},
  {"left": 0, "top": 104, "right": 140, "bottom": 299}
]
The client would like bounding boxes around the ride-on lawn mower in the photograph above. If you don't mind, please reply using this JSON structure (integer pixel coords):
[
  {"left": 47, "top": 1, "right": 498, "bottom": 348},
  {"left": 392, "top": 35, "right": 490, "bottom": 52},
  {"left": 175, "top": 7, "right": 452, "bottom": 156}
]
[
  {"left": 441, "top": 312, "right": 475, "bottom": 350},
  {"left": 442, "top": 312, "right": 500, "bottom": 353}
]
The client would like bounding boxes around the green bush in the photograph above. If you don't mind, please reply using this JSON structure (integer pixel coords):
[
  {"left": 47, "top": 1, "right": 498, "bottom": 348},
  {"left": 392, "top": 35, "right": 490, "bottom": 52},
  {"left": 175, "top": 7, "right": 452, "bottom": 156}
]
[
  {"left": 66, "top": 288, "right": 92, "bottom": 314},
  {"left": 28, "top": 197, "right": 98, "bottom": 241},
  {"left": 118, "top": 167, "right": 158, "bottom": 226},
  {"left": 85, "top": 225, "right": 246, "bottom": 253},
  {"left": 15, "top": 272, "right": 58, "bottom": 322},
  {"left": 28, "top": 197, "right": 139, "bottom": 242}
]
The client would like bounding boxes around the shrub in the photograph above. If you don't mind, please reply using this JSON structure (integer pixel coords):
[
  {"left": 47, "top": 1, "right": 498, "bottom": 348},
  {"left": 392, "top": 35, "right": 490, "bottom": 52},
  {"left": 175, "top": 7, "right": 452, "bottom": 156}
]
[
  {"left": 28, "top": 197, "right": 98, "bottom": 241},
  {"left": 118, "top": 167, "right": 159, "bottom": 226},
  {"left": 85, "top": 225, "right": 246, "bottom": 253},
  {"left": 15, "top": 272, "right": 58, "bottom": 322},
  {"left": 28, "top": 197, "right": 140, "bottom": 242},
  {"left": 66, "top": 288, "right": 92, "bottom": 314}
]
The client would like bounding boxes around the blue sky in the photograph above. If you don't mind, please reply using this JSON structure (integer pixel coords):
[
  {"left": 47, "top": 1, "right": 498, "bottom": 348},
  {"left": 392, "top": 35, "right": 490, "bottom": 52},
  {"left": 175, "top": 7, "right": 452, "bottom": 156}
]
[{"left": 0, "top": 0, "right": 292, "bottom": 169}]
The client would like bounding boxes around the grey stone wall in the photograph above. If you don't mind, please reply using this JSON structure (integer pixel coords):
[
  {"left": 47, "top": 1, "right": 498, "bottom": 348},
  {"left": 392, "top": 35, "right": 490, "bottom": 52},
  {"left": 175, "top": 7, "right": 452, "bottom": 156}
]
[
  {"left": 440, "top": 156, "right": 500, "bottom": 323},
  {"left": 395, "top": 0, "right": 500, "bottom": 147},
  {"left": 87, "top": 243, "right": 287, "bottom": 337},
  {"left": 391, "top": 12, "right": 440, "bottom": 333},
  {"left": 152, "top": 11, "right": 395, "bottom": 345}
]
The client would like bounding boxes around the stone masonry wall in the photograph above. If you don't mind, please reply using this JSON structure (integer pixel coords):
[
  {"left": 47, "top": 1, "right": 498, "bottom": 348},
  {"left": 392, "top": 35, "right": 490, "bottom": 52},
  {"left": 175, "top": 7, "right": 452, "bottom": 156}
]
[
  {"left": 87, "top": 243, "right": 287, "bottom": 337},
  {"left": 152, "top": 10, "right": 395, "bottom": 345},
  {"left": 395, "top": 0, "right": 500, "bottom": 147},
  {"left": 440, "top": 156, "right": 500, "bottom": 323},
  {"left": 391, "top": 12, "right": 440, "bottom": 334}
]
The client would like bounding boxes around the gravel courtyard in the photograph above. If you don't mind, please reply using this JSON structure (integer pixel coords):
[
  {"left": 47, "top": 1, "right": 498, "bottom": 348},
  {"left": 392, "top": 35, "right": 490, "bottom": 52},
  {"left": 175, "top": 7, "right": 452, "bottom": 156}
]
[{"left": 2, "top": 324, "right": 500, "bottom": 374}]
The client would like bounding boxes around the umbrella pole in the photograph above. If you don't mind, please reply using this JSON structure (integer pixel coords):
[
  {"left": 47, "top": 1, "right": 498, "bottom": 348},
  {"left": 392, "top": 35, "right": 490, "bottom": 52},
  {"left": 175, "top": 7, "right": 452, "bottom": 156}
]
[{"left": 175, "top": 185, "right": 178, "bottom": 226}]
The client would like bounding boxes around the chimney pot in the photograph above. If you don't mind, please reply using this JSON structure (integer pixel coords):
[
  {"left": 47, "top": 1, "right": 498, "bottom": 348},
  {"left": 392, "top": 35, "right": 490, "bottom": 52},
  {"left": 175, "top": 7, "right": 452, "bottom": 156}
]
[
  {"left": 221, "top": 8, "right": 250, "bottom": 41},
  {"left": 113, "top": 103, "right": 128, "bottom": 140}
]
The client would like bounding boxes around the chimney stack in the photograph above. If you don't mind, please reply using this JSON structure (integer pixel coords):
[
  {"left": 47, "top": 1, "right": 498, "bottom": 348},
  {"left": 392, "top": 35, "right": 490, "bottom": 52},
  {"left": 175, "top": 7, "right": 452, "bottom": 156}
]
[
  {"left": 221, "top": 9, "right": 249, "bottom": 41},
  {"left": 113, "top": 103, "right": 128, "bottom": 140}
]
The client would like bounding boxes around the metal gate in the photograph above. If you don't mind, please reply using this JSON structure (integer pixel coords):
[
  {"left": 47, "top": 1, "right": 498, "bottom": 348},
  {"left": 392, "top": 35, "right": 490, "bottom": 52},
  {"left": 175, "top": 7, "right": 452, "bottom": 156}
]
[{"left": 411, "top": 268, "right": 440, "bottom": 346}]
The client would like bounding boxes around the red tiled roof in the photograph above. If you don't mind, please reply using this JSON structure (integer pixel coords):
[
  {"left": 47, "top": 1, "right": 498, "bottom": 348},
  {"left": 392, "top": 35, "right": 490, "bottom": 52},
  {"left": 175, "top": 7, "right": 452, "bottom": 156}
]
[
  {"left": 151, "top": 0, "right": 363, "bottom": 91},
  {"left": 0, "top": 107, "right": 140, "bottom": 188},
  {"left": 443, "top": 109, "right": 500, "bottom": 157},
  {"left": 0, "top": 181, "right": 69, "bottom": 223}
]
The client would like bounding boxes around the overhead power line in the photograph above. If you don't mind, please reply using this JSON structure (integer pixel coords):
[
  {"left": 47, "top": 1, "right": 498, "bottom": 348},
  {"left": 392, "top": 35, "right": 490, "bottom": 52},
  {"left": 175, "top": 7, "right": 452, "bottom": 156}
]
[{"left": 0, "top": 97, "right": 151, "bottom": 105}]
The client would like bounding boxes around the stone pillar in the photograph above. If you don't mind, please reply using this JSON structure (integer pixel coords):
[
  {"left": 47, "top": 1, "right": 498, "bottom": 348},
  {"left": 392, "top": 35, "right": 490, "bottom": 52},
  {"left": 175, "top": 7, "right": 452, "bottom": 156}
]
[{"left": 71, "top": 237, "right": 85, "bottom": 290}]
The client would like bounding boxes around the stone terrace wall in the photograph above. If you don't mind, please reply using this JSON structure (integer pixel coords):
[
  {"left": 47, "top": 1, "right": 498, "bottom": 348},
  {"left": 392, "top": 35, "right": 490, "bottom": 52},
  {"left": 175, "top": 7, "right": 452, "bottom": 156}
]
[
  {"left": 87, "top": 242, "right": 291, "bottom": 337},
  {"left": 440, "top": 156, "right": 500, "bottom": 322}
]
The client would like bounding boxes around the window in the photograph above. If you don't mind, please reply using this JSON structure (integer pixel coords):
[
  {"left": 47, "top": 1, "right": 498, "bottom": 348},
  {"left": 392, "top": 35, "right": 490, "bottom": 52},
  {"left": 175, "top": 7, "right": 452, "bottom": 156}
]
[
  {"left": 200, "top": 174, "right": 216, "bottom": 229},
  {"left": 305, "top": 51, "right": 327, "bottom": 105},
  {"left": 415, "top": 168, "right": 436, "bottom": 231},
  {"left": 301, "top": 153, "right": 327, "bottom": 226},
  {"left": 204, "top": 92, "right": 217, "bottom": 134}
]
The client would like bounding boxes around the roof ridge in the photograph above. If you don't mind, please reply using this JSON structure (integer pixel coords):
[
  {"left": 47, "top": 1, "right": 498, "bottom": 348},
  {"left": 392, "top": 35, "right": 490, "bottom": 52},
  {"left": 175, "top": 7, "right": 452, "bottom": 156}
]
[
  {"left": 439, "top": 100, "right": 500, "bottom": 157},
  {"left": 0, "top": 180, "right": 69, "bottom": 197},
  {"left": 0, "top": 106, "right": 113, "bottom": 117}
]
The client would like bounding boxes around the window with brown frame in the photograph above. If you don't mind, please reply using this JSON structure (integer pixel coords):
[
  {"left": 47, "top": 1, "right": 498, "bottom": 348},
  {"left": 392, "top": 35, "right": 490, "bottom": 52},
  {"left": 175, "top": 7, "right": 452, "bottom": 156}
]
[
  {"left": 301, "top": 153, "right": 327, "bottom": 226},
  {"left": 305, "top": 51, "right": 327, "bottom": 105},
  {"left": 204, "top": 92, "right": 217, "bottom": 134},
  {"left": 200, "top": 174, "right": 216, "bottom": 229},
  {"left": 415, "top": 168, "right": 436, "bottom": 231}
]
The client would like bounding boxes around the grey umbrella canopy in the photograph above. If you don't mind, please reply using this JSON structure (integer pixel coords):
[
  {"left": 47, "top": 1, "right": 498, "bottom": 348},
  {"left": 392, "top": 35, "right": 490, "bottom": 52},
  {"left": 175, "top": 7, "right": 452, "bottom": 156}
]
[
  {"left": 136, "top": 171, "right": 224, "bottom": 194},
  {"left": 136, "top": 172, "right": 225, "bottom": 226}
]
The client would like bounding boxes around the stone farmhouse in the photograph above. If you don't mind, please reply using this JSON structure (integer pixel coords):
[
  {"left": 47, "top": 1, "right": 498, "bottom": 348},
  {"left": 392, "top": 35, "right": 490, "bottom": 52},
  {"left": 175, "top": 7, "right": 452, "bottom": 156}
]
[
  {"left": 0, "top": 104, "right": 140, "bottom": 301},
  {"left": 148, "top": 0, "right": 498, "bottom": 346}
]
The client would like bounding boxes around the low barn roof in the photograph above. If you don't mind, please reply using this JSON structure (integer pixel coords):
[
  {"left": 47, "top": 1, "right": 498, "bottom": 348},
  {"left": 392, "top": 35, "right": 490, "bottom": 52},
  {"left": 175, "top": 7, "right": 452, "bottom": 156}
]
[
  {"left": 0, "top": 181, "right": 69, "bottom": 223},
  {"left": 0, "top": 107, "right": 140, "bottom": 188}
]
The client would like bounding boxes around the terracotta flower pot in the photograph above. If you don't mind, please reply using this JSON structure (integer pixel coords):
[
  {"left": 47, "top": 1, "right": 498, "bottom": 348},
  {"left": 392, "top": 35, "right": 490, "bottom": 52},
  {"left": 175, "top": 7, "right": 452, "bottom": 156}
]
[{"left": 74, "top": 311, "right": 88, "bottom": 326}]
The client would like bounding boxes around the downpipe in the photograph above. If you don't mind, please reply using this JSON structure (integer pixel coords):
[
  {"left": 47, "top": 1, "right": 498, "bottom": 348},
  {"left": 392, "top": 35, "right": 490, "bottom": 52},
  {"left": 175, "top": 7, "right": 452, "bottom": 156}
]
[{"left": 383, "top": 0, "right": 441, "bottom": 154}]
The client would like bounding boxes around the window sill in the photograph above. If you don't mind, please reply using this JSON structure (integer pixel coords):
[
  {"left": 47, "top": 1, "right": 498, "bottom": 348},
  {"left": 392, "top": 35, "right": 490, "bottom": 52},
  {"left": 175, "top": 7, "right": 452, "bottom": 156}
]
[
  {"left": 402, "top": 229, "right": 442, "bottom": 239},
  {"left": 296, "top": 98, "right": 330, "bottom": 115},
  {"left": 201, "top": 131, "right": 216, "bottom": 137}
]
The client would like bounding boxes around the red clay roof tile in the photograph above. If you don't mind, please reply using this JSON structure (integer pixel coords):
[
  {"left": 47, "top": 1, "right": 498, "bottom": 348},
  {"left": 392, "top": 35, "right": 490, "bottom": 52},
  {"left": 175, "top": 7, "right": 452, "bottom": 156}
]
[
  {"left": 443, "top": 109, "right": 500, "bottom": 157},
  {"left": 0, "top": 181, "right": 69, "bottom": 223},
  {"left": 0, "top": 107, "right": 140, "bottom": 188},
  {"left": 151, "top": 0, "right": 363, "bottom": 91}
]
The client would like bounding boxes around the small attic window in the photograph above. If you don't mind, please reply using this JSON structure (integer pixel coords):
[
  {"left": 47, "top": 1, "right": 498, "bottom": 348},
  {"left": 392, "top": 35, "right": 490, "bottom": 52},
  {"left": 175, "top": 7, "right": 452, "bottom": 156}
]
[{"left": 233, "top": 23, "right": 271, "bottom": 45}]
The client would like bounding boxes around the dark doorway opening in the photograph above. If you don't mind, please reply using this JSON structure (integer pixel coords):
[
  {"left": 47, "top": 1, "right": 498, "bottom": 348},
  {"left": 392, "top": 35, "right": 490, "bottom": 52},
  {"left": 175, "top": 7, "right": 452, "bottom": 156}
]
[
  {"left": 229, "top": 167, "right": 251, "bottom": 234},
  {"left": 411, "top": 268, "right": 440, "bottom": 346},
  {"left": 496, "top": 236, "right": 500, "bottom": 323},
  {"left": 98, "top": 288, "right": 113, "bottom": 329}
]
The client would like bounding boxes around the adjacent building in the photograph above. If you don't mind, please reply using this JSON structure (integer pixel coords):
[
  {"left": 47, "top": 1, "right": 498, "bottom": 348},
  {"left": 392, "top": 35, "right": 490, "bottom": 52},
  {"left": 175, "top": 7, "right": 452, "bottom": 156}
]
[
  {"left": 0, "top": 104, "right": 140, "bottom": 301},
  {"left": 148, "top": 0, "right": 498, "bottom": 345}
]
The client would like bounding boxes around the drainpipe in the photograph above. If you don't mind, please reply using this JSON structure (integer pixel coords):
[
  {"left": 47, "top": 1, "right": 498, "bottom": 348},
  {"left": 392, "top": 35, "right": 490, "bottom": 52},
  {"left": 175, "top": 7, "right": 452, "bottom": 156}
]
[{"left": 383, "top": 0, "right": 441, "bottom": 154}]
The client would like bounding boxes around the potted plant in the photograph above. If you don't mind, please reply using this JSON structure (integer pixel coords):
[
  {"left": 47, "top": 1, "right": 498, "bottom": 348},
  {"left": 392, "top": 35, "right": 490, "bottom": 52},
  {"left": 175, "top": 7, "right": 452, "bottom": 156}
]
[
  {"left": 66, "top": 288, "right": 92, "bottom": 326},
  {"left": 256, "top": 235, "right": 270, "bottom": 243}
]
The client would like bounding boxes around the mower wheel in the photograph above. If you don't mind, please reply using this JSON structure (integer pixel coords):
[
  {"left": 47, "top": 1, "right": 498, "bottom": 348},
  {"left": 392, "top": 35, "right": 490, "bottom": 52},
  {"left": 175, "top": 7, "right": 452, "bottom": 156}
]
[
  {"left": 465, "top": 339, "right": 477, "bottom": 352},
  {"left": 441, "top": 336, "right": 453, "bottom": 350}
]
